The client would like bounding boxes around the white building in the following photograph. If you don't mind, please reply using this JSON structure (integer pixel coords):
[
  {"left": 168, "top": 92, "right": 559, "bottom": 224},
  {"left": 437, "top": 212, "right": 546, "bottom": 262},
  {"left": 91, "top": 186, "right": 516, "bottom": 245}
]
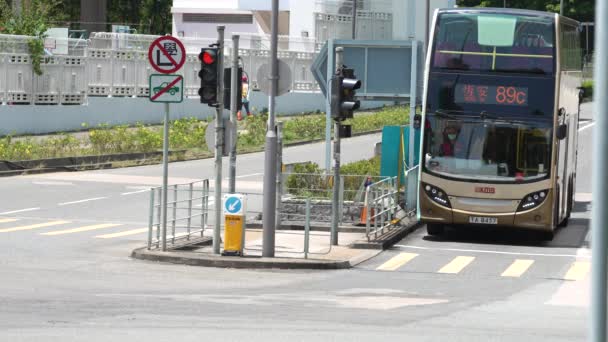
[{"left": 171, "top": 0, "right": 456, "bottom": 51}]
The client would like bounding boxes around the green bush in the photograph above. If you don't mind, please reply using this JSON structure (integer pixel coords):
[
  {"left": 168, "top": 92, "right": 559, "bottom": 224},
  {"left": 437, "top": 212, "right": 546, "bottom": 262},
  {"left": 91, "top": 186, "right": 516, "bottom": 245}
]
[{"left": 582, "top": 80, "right": 593, "bottom": 100}]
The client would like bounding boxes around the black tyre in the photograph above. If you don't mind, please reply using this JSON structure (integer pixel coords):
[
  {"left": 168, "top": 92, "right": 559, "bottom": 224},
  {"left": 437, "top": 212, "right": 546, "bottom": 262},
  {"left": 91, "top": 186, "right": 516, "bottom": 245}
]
[{"left": 427, "top": 223, "right": 445, "bottom": 236}]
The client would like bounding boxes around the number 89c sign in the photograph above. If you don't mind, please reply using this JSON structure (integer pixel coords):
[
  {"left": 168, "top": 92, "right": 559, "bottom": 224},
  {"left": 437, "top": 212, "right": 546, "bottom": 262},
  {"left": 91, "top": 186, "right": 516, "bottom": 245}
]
[{"left": 456, "top": 84, "right": 528, "bottom": 106}]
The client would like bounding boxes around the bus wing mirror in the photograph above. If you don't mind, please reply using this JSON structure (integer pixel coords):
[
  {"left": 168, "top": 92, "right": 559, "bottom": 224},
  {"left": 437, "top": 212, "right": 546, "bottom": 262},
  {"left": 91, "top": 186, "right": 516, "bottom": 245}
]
[{"left": 556, "top": 124, "right": 568, "bottom": 140}]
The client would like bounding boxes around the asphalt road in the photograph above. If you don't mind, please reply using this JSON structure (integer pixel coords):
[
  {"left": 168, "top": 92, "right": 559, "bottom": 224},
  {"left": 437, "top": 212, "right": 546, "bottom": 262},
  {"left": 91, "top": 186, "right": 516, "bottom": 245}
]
[{"left": 0, "top": 103, "right": 594, "bottom": 341}]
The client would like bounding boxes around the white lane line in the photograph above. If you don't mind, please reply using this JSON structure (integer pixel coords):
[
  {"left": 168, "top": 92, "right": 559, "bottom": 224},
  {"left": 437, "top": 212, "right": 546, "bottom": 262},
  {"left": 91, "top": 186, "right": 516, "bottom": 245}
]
[
  {"left": 579, "top": 122, "right": 595, "bottom": 132},
  {"left": 95, "top": 228, "right": 148, "bottom": 239},
  {"left": 0, "top": 207, "right": 41, "bottom": 215},
  {"left": 394, "top": 244, "right": 591, "bottom": 259},
  {"left": 58, "top": 197, "right": 107, "bottom": 206},
  {"left": 234, "top": 173, "right": 263, "bottom": 179},
  {"left": 121, "top": 189, "right": 149, "bottom": 196},
  {"left": 32, "top": 181, "right": 74, "bottom": 186}
]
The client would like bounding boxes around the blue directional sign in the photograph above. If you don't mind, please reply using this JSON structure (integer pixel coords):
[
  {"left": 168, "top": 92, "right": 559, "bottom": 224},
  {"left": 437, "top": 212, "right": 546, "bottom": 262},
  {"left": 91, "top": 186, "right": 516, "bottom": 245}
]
[{"left": 223, "top": 194, "right": 246, "bottom": 215}]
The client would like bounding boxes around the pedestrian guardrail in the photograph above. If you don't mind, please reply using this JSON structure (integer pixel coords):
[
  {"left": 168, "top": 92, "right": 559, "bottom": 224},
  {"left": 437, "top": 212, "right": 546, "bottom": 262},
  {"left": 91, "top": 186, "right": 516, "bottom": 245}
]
[
  {"left": 147, "top": 180, "right": 210, "bottom": 251},
  {"left": 364, "top": 165, "right": 419, "bottom": 241}
]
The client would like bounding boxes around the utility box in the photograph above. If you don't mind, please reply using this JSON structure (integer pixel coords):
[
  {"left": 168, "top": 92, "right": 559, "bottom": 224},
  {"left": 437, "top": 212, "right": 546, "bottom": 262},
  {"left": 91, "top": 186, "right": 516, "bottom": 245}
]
[{"left": 222, "top": 194, "right": 246, "bottom": 256}]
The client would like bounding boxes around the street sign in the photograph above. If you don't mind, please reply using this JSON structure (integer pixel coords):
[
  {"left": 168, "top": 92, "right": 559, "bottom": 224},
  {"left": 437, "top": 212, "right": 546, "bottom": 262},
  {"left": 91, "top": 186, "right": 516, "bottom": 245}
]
[
  {"left": 223, "top": 194, "right": 246, "bottom": 216},
  {"left": 148, "top": 36, "right": 186, "bottom": 74},
  {"left": 149, "top": 74, "right": 184, "bottom": 103},
  {"left": 257, "top": 59, "right": 292, "bottom": 96}
]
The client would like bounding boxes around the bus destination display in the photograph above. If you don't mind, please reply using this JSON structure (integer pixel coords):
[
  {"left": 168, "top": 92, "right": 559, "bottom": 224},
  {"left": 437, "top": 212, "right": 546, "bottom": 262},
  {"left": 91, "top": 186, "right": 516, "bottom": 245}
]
[{"left": 455, "top": 84, "right": 528, "bottom": 106}]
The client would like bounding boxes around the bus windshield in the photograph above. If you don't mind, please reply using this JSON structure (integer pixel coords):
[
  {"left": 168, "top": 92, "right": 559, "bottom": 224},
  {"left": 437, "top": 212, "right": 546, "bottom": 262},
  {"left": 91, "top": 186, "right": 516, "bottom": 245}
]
[
  {"left": 424, "top": 114, "right": 552, "bottom": 182},
  {"left": 432, "top": 12, "right": 555, "bottom": 74}
]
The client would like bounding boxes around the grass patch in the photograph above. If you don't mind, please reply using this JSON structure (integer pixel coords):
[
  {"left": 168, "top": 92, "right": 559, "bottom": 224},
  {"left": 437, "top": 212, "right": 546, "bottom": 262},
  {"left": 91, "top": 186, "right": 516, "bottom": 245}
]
[{"left": 0, "top": 106, "right": 409, "bottom": 162}]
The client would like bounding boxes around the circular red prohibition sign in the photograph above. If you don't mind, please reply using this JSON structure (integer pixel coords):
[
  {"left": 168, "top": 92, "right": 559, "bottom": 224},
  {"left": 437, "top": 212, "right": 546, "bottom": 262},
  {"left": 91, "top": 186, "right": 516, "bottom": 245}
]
[{"left": 148, "top": 36, "right": 187, "bottom": 74}]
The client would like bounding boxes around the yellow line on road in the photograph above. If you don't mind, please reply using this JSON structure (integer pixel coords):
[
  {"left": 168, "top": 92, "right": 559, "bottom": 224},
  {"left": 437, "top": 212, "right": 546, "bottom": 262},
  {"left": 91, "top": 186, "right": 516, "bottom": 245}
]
[
  {"left": 563, "top": 261, "right": 591, "bottom": 281},
  {"left": 0, "top": 220, "right": 70, "bottom": 233},
  {"left": 0, "top": 218, "right": 18, "bottom": 224},
  {"left": 376, "top": 253, "right": 418, "bottom": 271},
  {"left": 501, "top": 259, "right": 534, "bottom": 278},
  {"left": 438, "top": 256, "right": 475, "bottom": 274},
  {"left": 95, "top": 228, "right": 148, "bottom": 239},
  {"left": 42, "top": 223, "right": 123, "bottom": 236}
]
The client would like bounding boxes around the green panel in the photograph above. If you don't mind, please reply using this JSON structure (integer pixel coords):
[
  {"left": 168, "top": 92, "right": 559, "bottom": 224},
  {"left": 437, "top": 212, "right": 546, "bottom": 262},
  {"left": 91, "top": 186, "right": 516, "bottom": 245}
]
[{"left": 380, "top": 126, "right": 403, "bottom": 178}]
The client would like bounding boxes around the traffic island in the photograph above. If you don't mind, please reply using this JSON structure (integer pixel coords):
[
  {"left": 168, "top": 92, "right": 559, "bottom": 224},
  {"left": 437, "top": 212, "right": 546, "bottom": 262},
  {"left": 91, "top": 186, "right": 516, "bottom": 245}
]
[{"left": 131, "top": 229, "right": 381, "bottom": 270}]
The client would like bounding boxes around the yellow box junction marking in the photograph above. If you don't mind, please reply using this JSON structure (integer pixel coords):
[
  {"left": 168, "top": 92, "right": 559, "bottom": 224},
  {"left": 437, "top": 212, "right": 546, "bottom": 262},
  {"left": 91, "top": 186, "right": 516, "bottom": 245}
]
[
  {"left": 95, "top": 228, "right": 148, "bottom": 239},
  {"left": 0, "top": 220, "right": 70, "bottom": 233},
  {"left": 563, "top": 261, "right": 591, "bottom": 281},
  {"left": 438, "top": 256, "right": 475, "bottom": 274},
  {"left": 501, "top": 259, "right": 534, "bottom": 278},
  {"left": 0, "top": 218, "right": 18, "bottom": 224},
  {"left": 42, "top": 223, "right": 122, "bottom": 236},
  {"left": 376, "top": 253, "right": 419, "bottom": 271}
]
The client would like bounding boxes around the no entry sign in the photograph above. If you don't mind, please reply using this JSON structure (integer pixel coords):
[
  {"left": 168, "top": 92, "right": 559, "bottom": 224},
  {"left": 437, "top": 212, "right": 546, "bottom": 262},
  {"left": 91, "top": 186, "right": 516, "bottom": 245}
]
[{"left": 148, "top": 36, "right": 186, "bottom": 74}]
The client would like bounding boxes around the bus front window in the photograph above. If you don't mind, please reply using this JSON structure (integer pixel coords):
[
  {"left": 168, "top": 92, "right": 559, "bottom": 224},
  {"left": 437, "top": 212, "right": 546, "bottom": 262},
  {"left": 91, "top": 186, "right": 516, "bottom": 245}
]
[{"left": 424, "top": 116, "right": 552, "bottom": 182}]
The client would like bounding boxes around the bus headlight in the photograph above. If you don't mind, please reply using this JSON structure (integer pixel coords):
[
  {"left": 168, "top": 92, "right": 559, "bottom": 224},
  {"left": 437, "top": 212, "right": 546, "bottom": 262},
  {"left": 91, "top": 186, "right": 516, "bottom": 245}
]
[
  {"left": 423, "top": 183, "right": 452, "bottom": 208},
  {"left": 517, "top": 190, "right": 549, "bottom": 212}
]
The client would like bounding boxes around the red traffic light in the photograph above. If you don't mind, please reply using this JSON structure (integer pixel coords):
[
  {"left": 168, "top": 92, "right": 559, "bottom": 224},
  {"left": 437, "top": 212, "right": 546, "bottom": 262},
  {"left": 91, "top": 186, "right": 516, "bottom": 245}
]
[{"left": 200, "top": 50, "right": 216, "bottom": 65}]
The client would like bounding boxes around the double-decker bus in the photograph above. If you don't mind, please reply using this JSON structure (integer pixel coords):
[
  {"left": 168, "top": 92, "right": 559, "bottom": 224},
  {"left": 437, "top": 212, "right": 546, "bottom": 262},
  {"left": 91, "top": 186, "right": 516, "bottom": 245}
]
[{"left": 419, "top": 8, "right": 583, "bottom": 239}]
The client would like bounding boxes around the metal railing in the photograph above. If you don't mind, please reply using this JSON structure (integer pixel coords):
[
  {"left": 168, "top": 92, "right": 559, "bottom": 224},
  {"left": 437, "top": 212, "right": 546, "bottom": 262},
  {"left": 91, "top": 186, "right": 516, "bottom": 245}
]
[
  {"left": 148, "top": 179, "right": 210, "bottom": 251},
  {"left": 364, "top": 165, "right": 419, "bottom": 241}
]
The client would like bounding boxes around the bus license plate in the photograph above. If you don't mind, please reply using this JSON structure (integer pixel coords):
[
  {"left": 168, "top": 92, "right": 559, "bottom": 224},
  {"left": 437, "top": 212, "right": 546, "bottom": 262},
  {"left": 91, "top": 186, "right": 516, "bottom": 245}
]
[{"left": 469, "top": 216, "right": 498, "bottom": 225}]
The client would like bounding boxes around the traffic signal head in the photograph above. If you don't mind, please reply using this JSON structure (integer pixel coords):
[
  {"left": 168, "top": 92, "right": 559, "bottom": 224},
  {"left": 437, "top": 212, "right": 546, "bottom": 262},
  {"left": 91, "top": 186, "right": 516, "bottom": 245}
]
[
  {"left": 198, "top": 47, "right": 219, "bottom": 105},
  {"left": 331, "top": 67, "right": 361, "bottom": 120}
]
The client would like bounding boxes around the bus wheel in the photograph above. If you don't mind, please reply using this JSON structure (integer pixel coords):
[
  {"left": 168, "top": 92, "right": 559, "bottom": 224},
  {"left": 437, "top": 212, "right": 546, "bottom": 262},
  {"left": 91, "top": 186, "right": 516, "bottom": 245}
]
[
  {"left": 559, "top": 184, "right": 571, "bottom": 227},
  {"left": 427, "top": 223, "right": 445, "bottom": 236}
]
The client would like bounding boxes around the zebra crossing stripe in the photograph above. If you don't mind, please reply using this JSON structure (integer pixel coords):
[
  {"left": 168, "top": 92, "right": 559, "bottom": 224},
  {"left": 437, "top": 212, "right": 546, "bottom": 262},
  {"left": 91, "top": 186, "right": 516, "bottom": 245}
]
[
  {"left": 376, "top": 253, "right": 419, "bottom": 271},
  {"left": 501, "top": 259, "right": 534, "bottom": 278},
  {"left": 438, "top": 256, "right": 475, "bottom": 274}
]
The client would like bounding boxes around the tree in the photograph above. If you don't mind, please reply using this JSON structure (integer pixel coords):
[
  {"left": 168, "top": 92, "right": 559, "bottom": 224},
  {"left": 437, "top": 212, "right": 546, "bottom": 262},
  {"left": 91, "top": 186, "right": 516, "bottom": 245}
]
[
  {"left": 0, "top": 0, "right": 65, "bottom": 75},
  {"left": 456, "top": 0, "right": 594, "bottom": 22},
  {"left": 139, "top": 0, "right": 172, "bottom": 35}
]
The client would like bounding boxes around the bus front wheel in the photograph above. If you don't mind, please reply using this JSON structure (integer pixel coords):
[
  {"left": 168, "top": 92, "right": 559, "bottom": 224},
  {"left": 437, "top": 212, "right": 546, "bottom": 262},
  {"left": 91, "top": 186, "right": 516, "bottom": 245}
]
[{"left": 427, "top": 223, "right": 445, "bottom": 236}]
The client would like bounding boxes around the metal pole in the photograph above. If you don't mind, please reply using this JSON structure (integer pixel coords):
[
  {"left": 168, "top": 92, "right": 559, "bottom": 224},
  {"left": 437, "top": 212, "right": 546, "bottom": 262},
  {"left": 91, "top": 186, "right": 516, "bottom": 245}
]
[
  {"left": 275, "top": 121, "right": 284, "bottom": 230},
  {"left": 213, "top": 26, "right": 225, "bottom": 255},
  {"left": 262, "top": 0, "right": 279, "bottom": 257},
  {"left": 560, "top": 0, "right": 564, "bottom": 15},
  {"left": 407, "top": 40, "right": 418, "bottom": 211},
  {"left": 161, "top": 102, "right": 169, "bottom": 251},
  {"left": 330, "top": 47, "right": 344, "bottom": 246},
  {"left": 591, "top": 1, "right": 608, "bottom": 340},
  {"left": 503, "top": 0, "right": 506, "bottom": 8},
  {"left": 229, "top": 34, "right": 240, "bottom": 194},
  {"left": 425, "top": 0, "right": 430, "bottom": 53},
  {"left": 351, "top": 0, "right": 357, "bottom": 40},
  {"left": 148, "top": 189, "right": 155, "bottom": 250},
  {"left": 304, "top": 198, "right": 310, "bottom": 259}
]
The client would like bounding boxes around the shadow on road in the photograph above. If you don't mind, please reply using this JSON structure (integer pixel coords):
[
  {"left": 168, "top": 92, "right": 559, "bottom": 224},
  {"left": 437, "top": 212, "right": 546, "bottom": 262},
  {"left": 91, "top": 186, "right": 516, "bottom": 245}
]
[{"left": 422, "top": 202, "right": 590, "bottom": 249}]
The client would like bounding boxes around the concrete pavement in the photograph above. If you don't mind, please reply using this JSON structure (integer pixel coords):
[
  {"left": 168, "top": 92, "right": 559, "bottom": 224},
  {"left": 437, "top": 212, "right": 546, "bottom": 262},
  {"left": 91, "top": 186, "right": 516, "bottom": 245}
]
[{"left": 0, "top": 103, "right": 595, "bottom": 341}]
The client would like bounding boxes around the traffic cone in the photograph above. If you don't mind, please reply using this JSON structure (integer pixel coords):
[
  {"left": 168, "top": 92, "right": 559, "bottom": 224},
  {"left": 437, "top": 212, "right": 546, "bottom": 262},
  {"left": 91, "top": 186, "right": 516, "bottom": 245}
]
[{"left": 359, "top": 190, "right": 374, "bottom": 225}]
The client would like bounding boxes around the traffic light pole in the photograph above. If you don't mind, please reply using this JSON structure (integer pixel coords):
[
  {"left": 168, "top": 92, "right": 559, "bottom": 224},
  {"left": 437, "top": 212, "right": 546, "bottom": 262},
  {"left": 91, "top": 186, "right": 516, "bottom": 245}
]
[
  {"left": 330, "top": 47, "right": 344, "bottom": 246},
  {"left": 590, "top": 1, "right": 607, "bottom": 341},
  {"left": 262, "top": 0, "right": 279, "bottom": 257},
  {"left": 213, "top": 26, "right": 225, "bottom": 255},
  {"left": 229, "top": 35, "right": 240, "bottom": 194}
]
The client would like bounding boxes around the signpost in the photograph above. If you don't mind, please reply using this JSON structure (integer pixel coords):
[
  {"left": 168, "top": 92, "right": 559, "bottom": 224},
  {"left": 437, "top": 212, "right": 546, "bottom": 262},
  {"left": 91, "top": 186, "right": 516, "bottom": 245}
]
[{"left": 148, "top": 35, "right": 186, "bottom": 251}]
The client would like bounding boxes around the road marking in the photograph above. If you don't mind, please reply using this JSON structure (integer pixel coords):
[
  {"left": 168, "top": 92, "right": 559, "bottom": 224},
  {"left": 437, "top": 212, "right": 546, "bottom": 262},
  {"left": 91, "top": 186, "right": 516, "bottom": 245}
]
[
  {"left": 376, "top": 253, "right": 418, "bottom": 271},
  {"left": 42, "top": 223, "right": 123, "bottom": 236},
  {"left": 95, "top": 228, "right": 148, "bottom": 239},
  {"left": 0, "top": 220, "right": 69, "bottom": 233},
  {"left": 234, "top": 173, "right": 263, "bottom": 179},
  {"left": 563, "top": 261, "right": 591, "bottom": 281},
  {"left": 32, "top": 181, "right": 74, "bottom": 186},
  {"left": 121, "top": 189, "right": 149, "bottom": 196},
  {"left": 394, "top": 244, "right": 591, "bottom": 259},
  {"left": 0, "top": 207, "right": 41, "bottom": 215},
  {"left": 58, "top": 197, "right": 107, "bottom": 206},
  {"left": 501, "top": 259, "right": 534, "bottom": 277},
  {"left": 579, "top": 121, "right": 595, "bottom": 132},
  {"left": 0, "top": 218, "right": 18, "bottom": 224},
  {"left": 438, "top": 256, "right": 475, "bottom": 274}
]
